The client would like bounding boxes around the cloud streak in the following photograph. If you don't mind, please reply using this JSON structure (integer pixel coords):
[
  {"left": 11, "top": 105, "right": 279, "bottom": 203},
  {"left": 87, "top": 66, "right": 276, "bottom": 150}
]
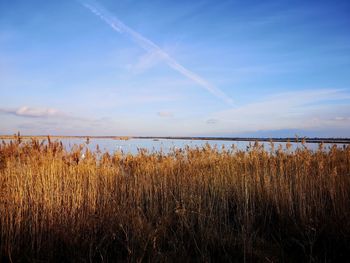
[{"left": 80, "top": 0, "right": 233, "bottom": 105}]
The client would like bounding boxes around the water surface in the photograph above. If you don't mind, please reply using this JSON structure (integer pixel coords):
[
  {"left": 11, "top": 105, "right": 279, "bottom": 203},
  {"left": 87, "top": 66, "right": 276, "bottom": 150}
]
[
  {"left": 3, "top": 138, "right": 346, "bottom": 155},
  {"left": 50, "top": 138, "right": 346, "bottom": 155}
]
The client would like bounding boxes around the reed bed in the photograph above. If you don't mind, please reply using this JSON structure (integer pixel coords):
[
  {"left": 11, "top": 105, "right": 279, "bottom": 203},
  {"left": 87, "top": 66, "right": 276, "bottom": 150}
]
[{"left": 0, "top": 137, "right": 349, "bottom": 262}]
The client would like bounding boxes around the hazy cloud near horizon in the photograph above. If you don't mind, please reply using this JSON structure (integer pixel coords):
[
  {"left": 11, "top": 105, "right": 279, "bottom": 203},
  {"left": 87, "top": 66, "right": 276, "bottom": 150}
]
[
  {"left": 1, "top": 88, "right": 349, "bottom": 137},
  {"left": 205, "top": 89, "right": 350, "bottom": 135}
]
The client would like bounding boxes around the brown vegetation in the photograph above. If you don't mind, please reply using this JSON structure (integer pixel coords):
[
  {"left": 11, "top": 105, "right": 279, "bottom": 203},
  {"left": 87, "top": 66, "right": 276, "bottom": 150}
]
[
  {"left": 0, "top": 137, "right": 349, "bottom": 262},
  {"left": 115, "top": 136, "right": 130, "bottom": 141}
]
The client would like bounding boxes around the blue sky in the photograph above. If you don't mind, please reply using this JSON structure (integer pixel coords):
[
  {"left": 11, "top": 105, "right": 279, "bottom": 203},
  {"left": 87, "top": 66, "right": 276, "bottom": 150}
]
[{"left": 1, "top": 0, "right": 350, "bottom": 136}]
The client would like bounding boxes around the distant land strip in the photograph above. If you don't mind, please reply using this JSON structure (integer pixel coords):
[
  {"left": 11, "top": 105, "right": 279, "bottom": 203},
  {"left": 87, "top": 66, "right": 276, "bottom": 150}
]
[{"left": 1, "top": 135, "right": 350, "bottom": 144}]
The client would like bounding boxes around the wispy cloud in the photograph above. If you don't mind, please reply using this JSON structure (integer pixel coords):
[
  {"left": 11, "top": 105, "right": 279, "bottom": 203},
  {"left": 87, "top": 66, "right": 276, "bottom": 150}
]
[
  {"left": 80, "top": 0, "right": 233, "bottom": 105},
  {"left": 334, "top": 116, "right": 350, "bottom": 121},
  {"left": 207, "top": 89, "right": 350, "bottom": 133},
  {"left": 129, "top": 50, "right": 164, "bottom": 73},
  {"left": 0, "top": 106, "right": 67, "bottom": 118}
]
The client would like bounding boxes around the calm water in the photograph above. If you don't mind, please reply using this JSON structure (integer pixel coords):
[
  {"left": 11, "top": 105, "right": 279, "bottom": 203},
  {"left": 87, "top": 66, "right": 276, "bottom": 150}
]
[
  {"left": 3, "top": 138, "right": 346, "bottom": 155},
  {"left": 30, "top": 138, "right": 346, "bottom": 155}
]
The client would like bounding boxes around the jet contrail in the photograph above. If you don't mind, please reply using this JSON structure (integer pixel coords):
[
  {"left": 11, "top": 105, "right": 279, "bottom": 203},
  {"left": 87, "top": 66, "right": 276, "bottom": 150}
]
[{"left": 80, "top": 0, "right": 233, "bottom": 105}]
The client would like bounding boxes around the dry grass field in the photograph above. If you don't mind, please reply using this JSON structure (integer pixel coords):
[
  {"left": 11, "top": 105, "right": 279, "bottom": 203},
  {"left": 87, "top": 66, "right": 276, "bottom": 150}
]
[{"left": 0, "top": 136, "right": 349, "bottom": 262}]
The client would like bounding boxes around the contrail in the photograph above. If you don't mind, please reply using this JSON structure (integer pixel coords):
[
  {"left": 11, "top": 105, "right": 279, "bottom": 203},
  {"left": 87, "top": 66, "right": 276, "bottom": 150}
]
[{"left": 79, "top": 0, "right": 233, "bottom": 105}]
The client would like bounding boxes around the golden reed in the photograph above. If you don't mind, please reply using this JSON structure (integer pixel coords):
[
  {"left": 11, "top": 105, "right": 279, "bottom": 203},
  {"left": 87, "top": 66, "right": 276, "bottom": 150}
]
[{"left": 0, "top": 136, "right": 349, "bottom": 262}]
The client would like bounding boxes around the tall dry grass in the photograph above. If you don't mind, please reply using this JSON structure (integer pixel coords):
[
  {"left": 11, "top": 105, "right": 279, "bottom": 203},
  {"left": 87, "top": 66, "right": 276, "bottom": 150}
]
[{"left": 0, "top": 136, "right": 349, "bottom": 262}]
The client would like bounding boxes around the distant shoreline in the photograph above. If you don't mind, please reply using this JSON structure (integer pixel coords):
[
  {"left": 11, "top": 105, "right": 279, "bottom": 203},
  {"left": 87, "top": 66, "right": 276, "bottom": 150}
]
[
  {"left": 135, "top": 136, "right": 350, "bottom": 144},
  {"left": 1, "top": 135, "right": 350, "bottom": 144}
]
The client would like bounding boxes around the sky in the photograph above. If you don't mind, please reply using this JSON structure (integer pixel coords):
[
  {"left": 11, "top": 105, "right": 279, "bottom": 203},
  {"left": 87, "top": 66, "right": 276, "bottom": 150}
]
[{"left": 1, "top": 0, "right": 350, "bottom": 137}]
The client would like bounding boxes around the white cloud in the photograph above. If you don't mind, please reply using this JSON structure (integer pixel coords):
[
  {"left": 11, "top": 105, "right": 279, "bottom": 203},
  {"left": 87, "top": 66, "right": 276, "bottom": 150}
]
[
  {"left": 17, "top": 106, "right": 64, "bottom": 118},
  {"left": 0, "top": 106, "right": 66, "bottom": 118},
  {"left": 157, "top": 111, "right": 174, "bottom": 118},
  {"left": 0, "top": 106, "right": 121, "bottom": 136}
]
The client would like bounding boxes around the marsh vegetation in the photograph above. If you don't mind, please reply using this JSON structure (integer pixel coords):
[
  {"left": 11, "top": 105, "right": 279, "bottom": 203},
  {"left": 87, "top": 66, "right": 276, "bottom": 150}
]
[{"left": 0, "top": 136, "right": 349, "bottom": 262}]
